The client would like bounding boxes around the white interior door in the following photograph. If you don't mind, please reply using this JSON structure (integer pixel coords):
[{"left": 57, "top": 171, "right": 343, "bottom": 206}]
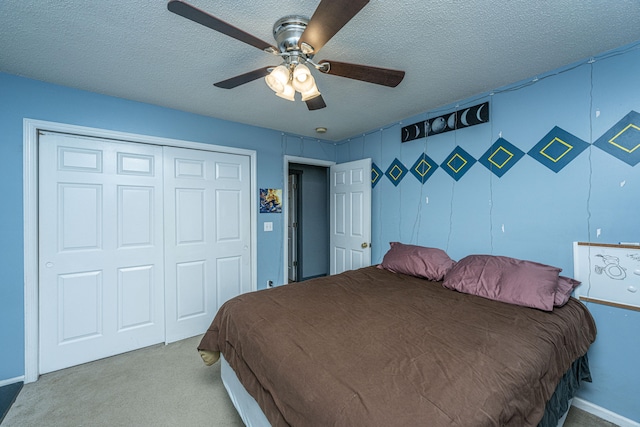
[
  {"left": 163, "top": 147, "right": 251, "bottom": 343},
  {"left": 38, "top": 132, "right": 165, "bottom": 374},
  {"left": 330, "top": 159, "right": 372, "bottom": 275}
]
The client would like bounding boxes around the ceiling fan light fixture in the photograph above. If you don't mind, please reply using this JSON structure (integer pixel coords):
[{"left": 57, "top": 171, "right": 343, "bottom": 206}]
[
  {"left": 276, "top": 81, "right": 296, "bottom": 101},
  {"left": 293, "top": 64, "right": 311, "bottom": 83},
  {"left": 265, "top": 65, "right": 290, "bottom": 93},
  {"left": 300, "top": 83, "right": 321, "bottom": 101},
  {"left": 292, "top": 66, "right": 316, "bottom": 93}
]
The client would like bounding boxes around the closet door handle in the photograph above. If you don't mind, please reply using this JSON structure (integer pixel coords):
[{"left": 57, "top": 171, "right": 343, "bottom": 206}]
[{"left": 361, "top": 242, "right": 369, "bottom": 249}]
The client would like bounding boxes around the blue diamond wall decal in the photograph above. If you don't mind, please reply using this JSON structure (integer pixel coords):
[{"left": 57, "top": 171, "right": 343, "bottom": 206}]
[
  {"left": 479, "top": 138, "right": 524, "bottom": 177},
  {"left": 441, "top": 146, "right": 476, "bottom": 181},
  {"left": 594, "top": 111, "right": 640, "bottom": 166},
  {"left": 528, "top": 126, "right": 589, "bottom": 172},
  {"left": 410, "top": 153, "right": 438, "bottom": 183},
  {"left": 385, "top": 158, "right": 408, "bottom": 186},
  {"left": 371, "top": 163, "right": 383, "bottom": 188}
]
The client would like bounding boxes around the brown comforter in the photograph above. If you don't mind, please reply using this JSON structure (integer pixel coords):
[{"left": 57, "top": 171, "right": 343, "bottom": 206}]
[{"left": 199, "top": 266, "right": 596, "bottom": 426}]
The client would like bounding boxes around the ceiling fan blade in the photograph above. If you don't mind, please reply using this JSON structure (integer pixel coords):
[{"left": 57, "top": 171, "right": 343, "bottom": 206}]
[
  {"left": 319, "top": 60, "right": 405, "bottom": 87},
  {"left": 168, "top": 0, "right": 277, "bottom": 52},
  {"left": 298, "top": 0, "right": 369, "bottom": 54},
  {"left": 306, "top": 95, "right": 327, "bottom": 110},
  {"left": 214, "top": 67, "right": 272, "bottom": 89}
]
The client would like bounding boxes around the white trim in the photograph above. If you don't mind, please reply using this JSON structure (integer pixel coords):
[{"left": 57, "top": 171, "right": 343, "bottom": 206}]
[
  {"left": 572, "top": 397, "right": 640, "bottom": 427},
  {"left": 23, "top": 119, "right": 39, "bottom": 384},
  {"left": 282, "top": 155, "right": 335, "bottom": 285},
  {"left": 0, "top": 376, "right": 25, "bottom": 388},
  {"left": 23, "top": 118, "right": 258, "bottom": 383}
]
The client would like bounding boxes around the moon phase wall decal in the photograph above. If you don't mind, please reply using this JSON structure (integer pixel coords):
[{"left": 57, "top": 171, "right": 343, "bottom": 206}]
[{"left": 401, "top": 101, "right": 490, "bottom": 143}]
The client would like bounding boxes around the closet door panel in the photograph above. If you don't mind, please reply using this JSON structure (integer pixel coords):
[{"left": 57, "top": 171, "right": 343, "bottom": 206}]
[
  {"left": 164, "top": 147, "right": 251, "bottom": 343},
  {"left": 39, "top": 132, "right": 165, "bottom": 374}
]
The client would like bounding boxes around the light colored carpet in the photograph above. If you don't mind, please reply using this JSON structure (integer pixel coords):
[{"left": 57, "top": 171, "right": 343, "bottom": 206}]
[
  {"left": 2, "top": 335, "right": 618, "bottom": 426},
  {"left": 3, "top": 336, "right": 243, "bottom": 427}
]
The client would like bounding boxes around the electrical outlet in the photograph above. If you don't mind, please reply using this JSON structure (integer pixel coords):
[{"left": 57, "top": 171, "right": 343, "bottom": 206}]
[
  {"left": 264, "top": 222, "right": 273, "bottom": 232},
  {"left": 267, "top": 280, "right": 273, "bottom": 288}
]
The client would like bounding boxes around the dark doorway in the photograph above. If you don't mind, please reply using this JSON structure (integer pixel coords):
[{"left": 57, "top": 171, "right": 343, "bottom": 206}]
[{"left": 288, "top": 164, "right": 329, "bottom": 282}]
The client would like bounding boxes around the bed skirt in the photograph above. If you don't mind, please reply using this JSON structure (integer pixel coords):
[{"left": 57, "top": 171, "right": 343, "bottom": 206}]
[{"left": 538, "top": 353, "right": 592, "bottom": 427}]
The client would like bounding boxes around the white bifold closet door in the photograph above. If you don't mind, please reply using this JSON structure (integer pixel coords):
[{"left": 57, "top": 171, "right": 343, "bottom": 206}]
[
  {"left": 39, "top": 133, "right": 166, "bottom": 374},
  {"left": 163, "top": 147, "right": 251, "bottom": 343},
  {"left": 38, "top": 132, "right": 251, "bottom": 374}
]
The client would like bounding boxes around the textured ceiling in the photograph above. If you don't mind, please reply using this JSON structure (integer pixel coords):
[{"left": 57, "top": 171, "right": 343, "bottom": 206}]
[{"left": 1, "top": 0, "right": 640, "bottom": 141}]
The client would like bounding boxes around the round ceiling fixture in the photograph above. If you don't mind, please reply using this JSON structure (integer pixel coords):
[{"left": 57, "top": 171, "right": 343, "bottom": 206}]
[{"left": 315, "top": 127, "right": 328, "bottom": 134}]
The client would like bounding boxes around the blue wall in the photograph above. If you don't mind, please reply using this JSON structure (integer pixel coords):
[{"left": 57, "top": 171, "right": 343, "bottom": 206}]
[
  {"left": 0, "top": 72, "right": 336, "bottom": 382},
  {"left": 336, "top": 43, "right": 640, "bottom": 421}
]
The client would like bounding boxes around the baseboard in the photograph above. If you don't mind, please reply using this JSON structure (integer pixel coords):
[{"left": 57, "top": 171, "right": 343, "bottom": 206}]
[
  {"left": 0, "top": 377, "right": 24, "bottom": 388},
  {"left": 572, "top": 397, "right": 640, "bottom": 427}
]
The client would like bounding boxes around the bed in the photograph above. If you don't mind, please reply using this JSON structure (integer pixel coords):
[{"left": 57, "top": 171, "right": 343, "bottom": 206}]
[{"left": 198, "top": 245, "right": 596, "bottom": 427}]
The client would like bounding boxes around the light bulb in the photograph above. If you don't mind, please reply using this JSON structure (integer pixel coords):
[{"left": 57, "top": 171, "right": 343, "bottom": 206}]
[
  {"left": 293, "top": 64, "right": 311, "bottom": 83},
  {"left": 292, "top": 64, "right": 315, "bottom": 93}
]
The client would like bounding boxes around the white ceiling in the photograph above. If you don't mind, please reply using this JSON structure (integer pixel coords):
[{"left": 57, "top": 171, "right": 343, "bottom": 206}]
[{"left": 2, "top": 0, "right": 640, "bottom": 141}]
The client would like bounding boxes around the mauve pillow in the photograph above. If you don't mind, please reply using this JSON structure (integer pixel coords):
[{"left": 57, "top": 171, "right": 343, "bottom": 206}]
[
  {"left": 442, "top": 255, "right": 561, "bottom": 311},
  {"left": 555, "top": 276, "right": 581, "bottom": 307},
  {"left": 379, "top": 242, "right": 456, "bottom": 281}
]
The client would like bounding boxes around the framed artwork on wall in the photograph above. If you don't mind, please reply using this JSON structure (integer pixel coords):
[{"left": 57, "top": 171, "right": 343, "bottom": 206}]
[{"left": 260, "top": 188, "right": 282, "bottom": 213}]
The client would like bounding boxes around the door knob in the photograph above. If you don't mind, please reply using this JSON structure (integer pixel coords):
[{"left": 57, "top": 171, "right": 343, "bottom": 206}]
[{"left": 361, "top": 242, "right": 369, "bottom": 249}]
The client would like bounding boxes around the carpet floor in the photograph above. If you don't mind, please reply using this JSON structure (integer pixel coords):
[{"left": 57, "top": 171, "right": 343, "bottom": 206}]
[{"left": 1, "top": 335, "right": 619, "bottom": 426}]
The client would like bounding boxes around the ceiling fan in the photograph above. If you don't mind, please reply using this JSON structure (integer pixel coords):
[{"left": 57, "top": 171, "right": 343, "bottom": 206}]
[{"left": 167, "top": 0, "right": 405, "bottom": 110}]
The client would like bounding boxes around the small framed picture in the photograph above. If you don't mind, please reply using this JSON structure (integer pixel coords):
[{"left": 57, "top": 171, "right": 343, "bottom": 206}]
[{"left": 260, "top": 188, "right": 282, "bottom": 213}]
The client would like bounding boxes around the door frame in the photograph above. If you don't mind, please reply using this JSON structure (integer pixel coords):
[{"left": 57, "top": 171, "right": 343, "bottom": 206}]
[
  {"left": 23, "top": 118, "right": 258, "bottom": 383},
  {"left": 287, "top": 169, "right": 303, "bottom": 282},
  {"left": 282, "top": 156, "right": 335, "bottom": 285}
]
